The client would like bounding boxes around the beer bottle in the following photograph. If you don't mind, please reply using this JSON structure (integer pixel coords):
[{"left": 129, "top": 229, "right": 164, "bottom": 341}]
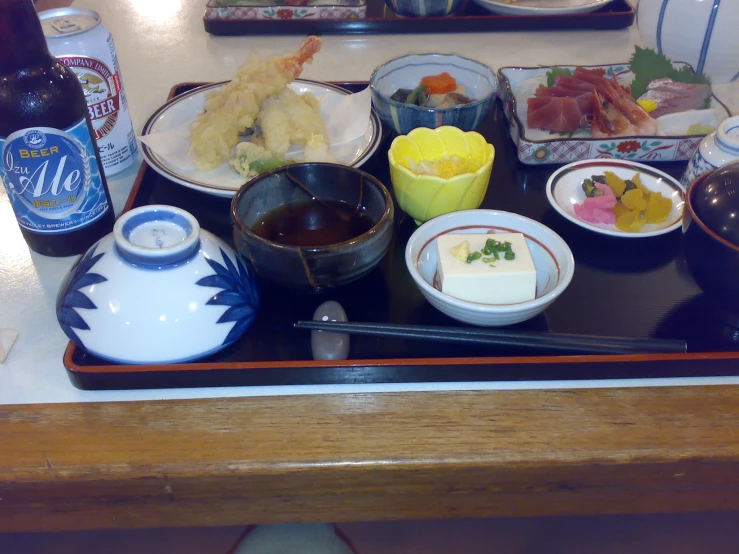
[{"left": 0, "top": 0, "right": 115, "bottom": 257}]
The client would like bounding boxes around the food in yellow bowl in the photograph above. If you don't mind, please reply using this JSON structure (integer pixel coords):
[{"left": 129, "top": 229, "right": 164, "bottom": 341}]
[{"left": 388, "top": 126, "right": 495, "bottom": 224}]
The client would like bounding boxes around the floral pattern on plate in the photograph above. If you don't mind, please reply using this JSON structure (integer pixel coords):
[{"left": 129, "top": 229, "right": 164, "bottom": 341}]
[{"left": 205, "top": 0, "right": 366, "bottom": 21}]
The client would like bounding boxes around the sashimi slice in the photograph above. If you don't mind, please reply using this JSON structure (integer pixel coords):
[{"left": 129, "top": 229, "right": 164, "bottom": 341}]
[
  {"left": 638, "top": 78, "right": 712, "bottom": 118},
  {"left": 554, "top": 74, "right": 599, "bottom": 92},
  {"left": 527, "top": 96, "right": 587, "bottom": 133},
  {"left": 535, "top": 87, "right": 596, "bottom": 113}
]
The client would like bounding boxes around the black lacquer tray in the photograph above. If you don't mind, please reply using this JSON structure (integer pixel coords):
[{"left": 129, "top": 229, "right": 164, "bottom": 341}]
[
  {"left": 203, "top": 0, "right": 634, "bottom": 36},
  {"left": 64, "top": 82, "right": 739, "bottom": 390}
]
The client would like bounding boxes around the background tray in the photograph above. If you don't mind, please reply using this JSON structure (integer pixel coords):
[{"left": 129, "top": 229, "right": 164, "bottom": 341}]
[
  {"left": 64, "top": 82, "right": 739, "bottom": 390},
  {"left": 203, "top": 0, "right": 634, "bottom": 35}
]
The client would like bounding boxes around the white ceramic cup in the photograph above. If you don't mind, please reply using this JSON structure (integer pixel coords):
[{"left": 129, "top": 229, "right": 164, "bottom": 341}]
[{"left": 681, "top": 116, "right": 739, "bottom": 187}]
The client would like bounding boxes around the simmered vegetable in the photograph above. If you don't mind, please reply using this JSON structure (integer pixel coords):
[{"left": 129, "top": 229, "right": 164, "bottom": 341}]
[
  {"left": 391, "top": 73, "right": 475, "bottom": 109},
  {"left": 420, "top": 72, "right": 457, "bottom": 94}
]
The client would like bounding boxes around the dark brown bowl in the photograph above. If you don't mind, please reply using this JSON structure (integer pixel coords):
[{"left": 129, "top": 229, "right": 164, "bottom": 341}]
[
  {"left": 683, "top": 162, "right": 739, "bottom": 309},
  {"left": 231, "top": 163, "right": 394, "bottom": 292}
]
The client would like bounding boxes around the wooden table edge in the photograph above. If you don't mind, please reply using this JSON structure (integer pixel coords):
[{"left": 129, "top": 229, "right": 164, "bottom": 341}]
[{"left": 2, "top": 383, "right": 739, "bottom": 532}]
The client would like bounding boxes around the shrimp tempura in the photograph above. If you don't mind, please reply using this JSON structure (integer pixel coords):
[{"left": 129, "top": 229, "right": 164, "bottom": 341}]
[{"left": 188, "top": 36, "right": 322, "bottom": 170}]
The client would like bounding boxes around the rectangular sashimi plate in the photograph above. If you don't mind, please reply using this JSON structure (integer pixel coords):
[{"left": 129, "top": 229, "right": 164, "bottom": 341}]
[
  {"left": 204, "top": 0, "right": 367, "bottom": 22},
  {"left": 498, "top": 63, "right": 732, "bottom": 165}
]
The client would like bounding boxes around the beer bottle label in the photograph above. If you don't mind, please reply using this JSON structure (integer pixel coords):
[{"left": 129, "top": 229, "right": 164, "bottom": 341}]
[{"left": 0, "top": 118, "right": 110, "bottom": 234}]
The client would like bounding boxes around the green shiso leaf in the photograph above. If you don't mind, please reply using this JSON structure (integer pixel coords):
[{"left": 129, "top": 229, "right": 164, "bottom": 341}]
[
  {"left": 545, "top": 67, "right": 574, "bottom": 88},
  {"left": 629, "top": 46, "right": 712, "bottom": 99}
]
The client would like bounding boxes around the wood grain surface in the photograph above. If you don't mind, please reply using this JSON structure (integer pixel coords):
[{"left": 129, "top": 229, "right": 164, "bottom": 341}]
[{"left": 2, "top": 385, "right": 739, "bottom": 532}]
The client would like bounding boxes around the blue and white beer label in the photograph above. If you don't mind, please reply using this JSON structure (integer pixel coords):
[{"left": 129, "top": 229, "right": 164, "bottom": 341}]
[{"left": 0, "top": 118, "right": 110, "bottom": 234}]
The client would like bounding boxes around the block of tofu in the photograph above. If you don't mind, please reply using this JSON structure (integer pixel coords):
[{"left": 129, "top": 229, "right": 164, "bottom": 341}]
[{"left": 436, "top": 233, "right": 537, "bottom": 304}]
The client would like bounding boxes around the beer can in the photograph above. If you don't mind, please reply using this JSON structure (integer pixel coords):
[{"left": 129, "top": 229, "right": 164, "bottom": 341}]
[{"left": 39, "top": 7, "right": 138, "bottom": 177}]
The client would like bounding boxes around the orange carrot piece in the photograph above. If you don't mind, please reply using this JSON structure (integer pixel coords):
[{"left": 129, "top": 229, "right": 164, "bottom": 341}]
[{"left": 420, "top": 72, "right": 457, "bottom": 94}]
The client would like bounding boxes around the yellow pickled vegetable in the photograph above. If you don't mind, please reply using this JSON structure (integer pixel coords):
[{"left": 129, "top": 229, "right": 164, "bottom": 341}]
[
  {"left": 631, "top": 173, "right": 650, "bottom": 196},
  {"left": 587, "top": 171, "right": 674, "bottom": 233},
  {"left": 616, "top": 210, "right": 647, "bottom": 232},
  {"left": 621, "top": 189, "right": 647, "bottom": 212},
  {"left": 645, "top": 191, "right": 672, "bottom": 223},
  {"left": 604, "top": 171, "right": 627, "bottom": 198}
]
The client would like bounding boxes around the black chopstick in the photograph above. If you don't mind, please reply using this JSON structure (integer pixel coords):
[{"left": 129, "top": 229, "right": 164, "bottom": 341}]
[{"left": 294, "top": 321, "right": 687, "bottom": 355}]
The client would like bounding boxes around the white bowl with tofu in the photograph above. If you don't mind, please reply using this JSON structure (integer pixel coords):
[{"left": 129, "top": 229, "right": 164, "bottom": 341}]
[{"left": 405, "top": 209, "right": 575, "bottom": 326}]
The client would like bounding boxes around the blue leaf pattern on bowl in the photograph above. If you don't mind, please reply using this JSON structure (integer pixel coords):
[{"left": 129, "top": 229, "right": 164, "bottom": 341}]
[
  {"left": 56, "top": 244, "right": 108, "bottom": 347},
  {"left": 196, "top": 248, "right": 260, "bottom": 346}
]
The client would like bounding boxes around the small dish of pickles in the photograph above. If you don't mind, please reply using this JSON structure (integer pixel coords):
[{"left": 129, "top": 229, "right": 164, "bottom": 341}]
[{"left": 546, "top": 159, "right": 686, "bottom": 238}]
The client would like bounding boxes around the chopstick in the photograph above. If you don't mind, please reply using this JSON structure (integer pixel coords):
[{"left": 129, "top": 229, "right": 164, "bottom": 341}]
[{"left": 294, "top": 321, "right": 687, "bottom": 355}]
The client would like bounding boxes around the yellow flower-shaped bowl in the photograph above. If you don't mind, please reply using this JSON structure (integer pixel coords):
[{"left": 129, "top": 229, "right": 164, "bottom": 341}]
[{"left": 388, "top": 126, "right": 495, "bottom": 225}]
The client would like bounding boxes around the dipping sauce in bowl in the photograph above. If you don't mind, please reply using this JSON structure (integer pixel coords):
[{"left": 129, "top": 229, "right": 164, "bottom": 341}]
[
  {"left": 231, "top": 162, "right": 394, "bottom": 292},
  {"left": 251, "top": 199, "right": 376, "bottom": 247}
]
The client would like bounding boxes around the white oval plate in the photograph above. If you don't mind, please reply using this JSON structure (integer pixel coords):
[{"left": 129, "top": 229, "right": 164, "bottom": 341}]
[
  {"left": 140, "top": 80, "right": 382, "bottom": 198},
  {"left": 472, "top": 0, "right": 615, "bottom": 16},
  {"left": 546, "top": 160, "right": 686, "bottom": 238}
]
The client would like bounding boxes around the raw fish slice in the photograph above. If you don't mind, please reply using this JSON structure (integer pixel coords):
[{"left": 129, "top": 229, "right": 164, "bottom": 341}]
[
  {"left": 638, "top": 78, "right": 712, "bottom": 118},
  {"left": 554, "top": 74, "right": 599, "bottom": 93},
  {"left": 535, "top": 87, "right": 596, "bottom": 113},
  {"left": 527, "top": 96, "right": 588, "bottom": 133}
]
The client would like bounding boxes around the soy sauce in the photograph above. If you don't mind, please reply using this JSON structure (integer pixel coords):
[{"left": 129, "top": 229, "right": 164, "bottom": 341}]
[{"left": 252, "top": 199, "right": 376, "bottom": 247}]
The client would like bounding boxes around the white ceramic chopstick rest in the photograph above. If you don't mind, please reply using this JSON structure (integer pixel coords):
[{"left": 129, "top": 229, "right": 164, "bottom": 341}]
[{"left": 311, "top": 300, "right": 350, "bottom": 361}]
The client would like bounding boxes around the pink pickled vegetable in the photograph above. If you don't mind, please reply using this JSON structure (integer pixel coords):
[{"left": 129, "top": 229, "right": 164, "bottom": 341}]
[{"left": 573, "top": 182, "right": 617, "bottom": 225}]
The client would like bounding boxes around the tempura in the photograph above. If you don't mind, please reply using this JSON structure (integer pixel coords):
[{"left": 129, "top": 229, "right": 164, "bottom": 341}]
[
  {"left": 258, "top": 87, "right": 328, "bottom": 156},
  {"left": 188, "top": 36, "right": 323, "bottom": 171}
]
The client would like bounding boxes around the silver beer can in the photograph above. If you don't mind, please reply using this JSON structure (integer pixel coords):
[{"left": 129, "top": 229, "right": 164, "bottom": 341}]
[{"left": 39, "top": 7, "right": 138, "bottom": 177}]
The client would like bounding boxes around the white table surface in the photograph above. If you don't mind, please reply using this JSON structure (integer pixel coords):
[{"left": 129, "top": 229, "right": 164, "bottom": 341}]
[{"left": 2, "top": 0, "right": 739, "bottom": 405}]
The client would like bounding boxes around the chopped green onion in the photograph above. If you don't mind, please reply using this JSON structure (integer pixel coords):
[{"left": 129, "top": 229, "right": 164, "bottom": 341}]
[{"left": 466, "top": 251, "right": 482, "bottom": 263}]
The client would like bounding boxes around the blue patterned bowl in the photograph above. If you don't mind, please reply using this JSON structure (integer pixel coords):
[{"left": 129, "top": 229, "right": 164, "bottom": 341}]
[
  {"left": 56, "top": 205, "right": 259, "bottom": 364},
  {"left": 370, "top": 53, "right": 497, "bottom": 135},
  {"left": 384, "top": 0, "right": 463, "bottom": 17}
]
